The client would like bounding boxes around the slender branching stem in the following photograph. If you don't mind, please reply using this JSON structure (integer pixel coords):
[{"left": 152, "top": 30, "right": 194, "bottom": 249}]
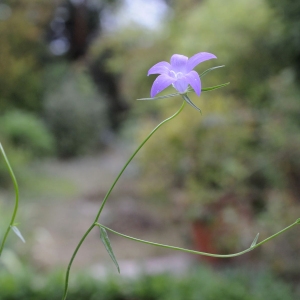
[
  {"left": 96, "top": 220, "right": 300, "bottom": 258},
  {"left": 62, "top": 101, "right": 186, "bottom": 300},
  {"left": 0, "top": 143, "right": 20, "bottom": 256},
  {"left": 94, "top": 101, "right": 186, "bottom": 222},
  {"left": 62, "top": 224, "right": 95, "bottom": 299}
]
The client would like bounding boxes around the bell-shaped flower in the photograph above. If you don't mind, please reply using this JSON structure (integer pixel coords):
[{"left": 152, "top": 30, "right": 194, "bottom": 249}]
[{"left": 148, "top": 52, "right": 216, "bottom": 98}]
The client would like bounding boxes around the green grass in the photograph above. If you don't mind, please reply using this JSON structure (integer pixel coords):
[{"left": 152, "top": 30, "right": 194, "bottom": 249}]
[{"left": 0, "top": 264, "right": 297, "bottom": 300}]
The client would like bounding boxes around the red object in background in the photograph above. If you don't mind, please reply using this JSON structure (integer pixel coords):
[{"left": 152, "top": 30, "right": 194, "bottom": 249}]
[
  {"left": 191, "top": 220, "right": 219, "bottom": 264},
  {"left": 190, "top": 193, "right": 254, "bottom": 265}
]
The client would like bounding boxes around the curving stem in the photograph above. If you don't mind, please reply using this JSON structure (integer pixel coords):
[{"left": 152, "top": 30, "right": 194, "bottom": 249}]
[
  {"left": 0, "top": 143, "right": 20, "bottom": 256},
  {"left": 62, "top": 101, "right": 186, "bottom": 300},
  {"left": 95, "top": 220, "right": 300, "bottom": 259}
]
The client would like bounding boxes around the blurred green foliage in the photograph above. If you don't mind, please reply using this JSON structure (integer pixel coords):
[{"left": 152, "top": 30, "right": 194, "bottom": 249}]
[
  {"left": 0, "top": 0, "right": 53, "bottom": 112},
  {"left": 268, "top": 0, "right": 300, "bottom": 80},
  {"left": 89, "top": 0, "right": 300, "bottom": 267},
  {"left": 0, "top": 110, "right": 55, "bottom": 186},
  {"left": 0, "top": 1, "right": 56, "bottom": 186},
  {"left": 0, "top": 0, "right": 300, "bottom": 277},
  {"left": 0, "top": 110, "right": 55, "bottom": 157},
  {"left": 92, "top": 0, "right": 285, "bottom": 105},
  {"left": 43, "top": 67, "right": 108, "bottom": 158},
  {"left": 0, "top": 264, "right": 297, "bottom": 300},
  {"left": 130, "top": 0, "right": 299, "bottom": 202}
]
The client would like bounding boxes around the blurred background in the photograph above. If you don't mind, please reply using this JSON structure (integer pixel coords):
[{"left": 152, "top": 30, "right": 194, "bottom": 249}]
[{"left": 1, "top": 0, "right": 300, "bottom": 299}]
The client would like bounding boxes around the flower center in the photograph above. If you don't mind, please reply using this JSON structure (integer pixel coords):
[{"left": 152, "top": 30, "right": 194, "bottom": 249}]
[{"left": 169, "top": 70, "right": 183, "bottom": 79}]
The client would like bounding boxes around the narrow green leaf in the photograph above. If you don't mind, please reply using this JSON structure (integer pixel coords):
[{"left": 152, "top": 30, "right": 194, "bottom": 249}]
[
  {"left": 11, "top": 226, "right": 25, "bottom": 243},
  {"left": 137, "top": 92, "right": 180, "bottom": 101},
  {"left": 250, "top": 233, "right": 259, "bottom": 248},
  {"left": 100, "top": 226, "right": 120, "bottom": 273},
  {"left": 181, "top": 94, "right": 201, "bottom": 113},
  {"left": 201, "top": 82, "right": 230, "bottom": 92},
  {"left": 187, "top": 82, "right": 229, "bottom": 94},
  {"left": 200, "top": 65, "right": 225, "bottom": 78}
]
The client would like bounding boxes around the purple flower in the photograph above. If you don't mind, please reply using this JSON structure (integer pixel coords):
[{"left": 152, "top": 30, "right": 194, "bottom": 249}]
[{"left": 148, "top": 52, "right": 217, "bottom": 98}]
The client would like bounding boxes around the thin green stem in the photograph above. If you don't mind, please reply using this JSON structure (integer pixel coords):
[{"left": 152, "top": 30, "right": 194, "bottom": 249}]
[
  {"left": 251, "top": 220, "right": 298, "bottom": 250},
  {"left": 96, "top": 219, "right": 299, "bottom": 258},
  {"left": 94, "top": 101, "right": 186, "bottom": 222},
  {"left": 62, "top": 101, "right": 186, "bottom": 300},
  {"left": 62, "top": 224, "right": 95, "bottom": 300},
  {"left": 0, "top": 143, "right": 20, "bottom": 256}
]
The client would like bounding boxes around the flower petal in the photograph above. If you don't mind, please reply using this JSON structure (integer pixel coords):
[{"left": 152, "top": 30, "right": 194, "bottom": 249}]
[
  {"left": 170, "top": 54, "right": 188, "bottom": 73},
  {"left": 150, "top": 74, "right": 176, "bottom": 97},
  {"left": 184, "top": 70, "right": 201, "bottom": 96},
  {"left": 186, "top": 52, "right": 217, "bottom": 72},
  {"left": 148, "top": 61, "right": 171, "bottom": 75},
  {"left": 173, "top": 78, "right": 189, "bottom": 93}
]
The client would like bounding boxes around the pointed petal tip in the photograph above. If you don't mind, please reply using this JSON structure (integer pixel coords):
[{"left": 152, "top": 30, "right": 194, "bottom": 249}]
[
  {"left": 201, "top": 52, "right": 217, "bottom": 59},
  {"left": 147, "top": 61, "right": 171, "bottom": 76},
  {"left": 187, "top": 52, "right": 217, "bottom": 72},
  {"left": 150, "top": 74, "right": 175, "bottom": 97}
]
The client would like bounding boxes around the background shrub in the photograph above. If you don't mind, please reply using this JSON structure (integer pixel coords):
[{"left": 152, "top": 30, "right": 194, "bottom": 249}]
[
  {"left": 0, "top": 110, "right": 55, "bottom": 158},
  {"left": 43, "top": 68, "right": 108, "bottom": 158},
  {"left": 0, "top": 110, "right": 55, "bottom": 187}
]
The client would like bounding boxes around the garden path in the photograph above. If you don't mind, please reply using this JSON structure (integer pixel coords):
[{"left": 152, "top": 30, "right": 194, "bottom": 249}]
[{"left": 17, "top": 138, "right": 194, "bottom": 276}]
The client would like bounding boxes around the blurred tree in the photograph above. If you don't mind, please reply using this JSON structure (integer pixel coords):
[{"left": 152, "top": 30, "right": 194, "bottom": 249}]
[
  {"left": 44, "top": 67, "right": 108, "bottom": 158},
  {"left": 47, "top": 0, "right": 130, "bottom": 129},
  {"left": 47, "top": 0, "right": 174, "bottom": 129},
  {"left": 0, "top": 0, "right": 54, "bottom": 112},
  {"left": 48, "top": 0, "right": 172, "bottom": 59},
  {"left": 268, "top": 0, "right": 300, "bottom": 81},
  {"left": 89, "top": 49, "right": 128, "bottom": 130},
  {"left": 48, "top": 0, "right": 104, "bottom": 59}
]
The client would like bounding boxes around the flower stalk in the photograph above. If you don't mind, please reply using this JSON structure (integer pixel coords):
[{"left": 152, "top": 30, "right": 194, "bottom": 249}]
[
  {"left": 62, "top": 101, "right": 186, "bottom": 300},
  {"left": 0, "top": 143, "right": 22, "bottom": 256}
]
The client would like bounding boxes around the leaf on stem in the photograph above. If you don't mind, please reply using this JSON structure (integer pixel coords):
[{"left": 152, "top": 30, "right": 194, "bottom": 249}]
[
  {"left": 201, "top": 82, "right": 230, "bottom": 92},
  {"left": 200, "top": 65, "right": 225, "bottom": 78},
  {"left": 99, "top": 226, "right": 120, "bottom": 273},
  {"left": 11, "top": 226, "right": 25, "bottom": 243},
  {"left": 181, "top": 94, "right": 201, "bottom": 113},
  {"left": 187, "top": 82, "right": 230, "bottom": 94},
  {"left": 250, "top": 233, "right": 259, "bottom": 248}
]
